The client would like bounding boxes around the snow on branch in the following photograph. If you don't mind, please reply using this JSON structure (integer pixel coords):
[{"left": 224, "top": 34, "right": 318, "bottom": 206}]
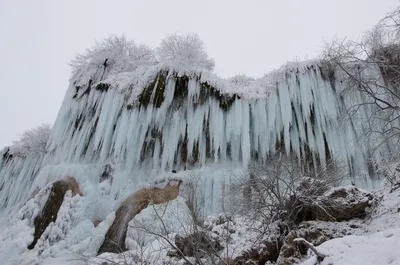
[
  {"left": 11, "top": 124, "right": 51, "bottom": 155},
  {"left": 69, "top": 35, "right": 155, "bottom": 75},
  {"left": 157, "top": 33, "right": 215, "bottom": 71}
]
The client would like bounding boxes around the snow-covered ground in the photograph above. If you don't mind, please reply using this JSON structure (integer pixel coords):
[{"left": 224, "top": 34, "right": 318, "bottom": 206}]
[
  {"left": 0, "top": 169, "right": 398, "bottom": 265},
  {"left": 297, "top": 171, "right": 400, "bottom": 265},
  {"left": 300, "top": 228, "right": 400, "bottom": 265}
]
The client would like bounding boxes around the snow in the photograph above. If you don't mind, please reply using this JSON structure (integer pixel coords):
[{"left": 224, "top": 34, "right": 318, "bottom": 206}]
[
  {"left": 299, "top": 228, "right": 400, "bottom": 265},
  {"left": 295, "top": 174, "right": 400, "bottom": 265},
  {"left": 126, "top": 197, "right": 191, "bottom": 249},
  {"left": 0, "top": 165, "right": 398, "bottom": 265},
  {"left": 0, "top": 35, "right": 399, "bottom": 265}
]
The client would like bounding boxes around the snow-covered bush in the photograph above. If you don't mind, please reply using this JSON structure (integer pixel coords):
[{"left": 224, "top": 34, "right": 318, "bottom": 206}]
[
  {"left": 12, "top": 123, "right": 51, "bottom": 155},
  {"left": 157, "top": 33, "right": 214, "bottom": 70},
  {"left": 70, "top": 35, "right": 155, "bottom": 75}
]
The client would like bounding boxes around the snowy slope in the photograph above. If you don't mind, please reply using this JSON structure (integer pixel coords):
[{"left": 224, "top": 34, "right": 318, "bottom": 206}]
[
  {"left": 300, "top": 229, "right": 400, "bottom": 265},
  {"left": 298, "top": 172, "right": 400, "bottom": 265}
]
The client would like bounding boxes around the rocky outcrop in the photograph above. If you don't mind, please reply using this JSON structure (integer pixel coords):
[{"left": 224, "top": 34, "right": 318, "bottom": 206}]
[
  {"left": 97, "top": 181, "right": 181, "bottom": 255},
  {"left": 28, "top": 177, "right": 82, "bottom": 250},
  {"left": 285, "top": 186, "right": 374, "bottom": 224}
]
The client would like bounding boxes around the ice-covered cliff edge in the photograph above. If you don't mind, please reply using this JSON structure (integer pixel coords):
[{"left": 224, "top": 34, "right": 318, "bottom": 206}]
[
  {"left": 2, "top": 32, "right": 398, "bottom": 215},
  {"left": 0, "top": 57, "right": 387, "bottom": 212}
]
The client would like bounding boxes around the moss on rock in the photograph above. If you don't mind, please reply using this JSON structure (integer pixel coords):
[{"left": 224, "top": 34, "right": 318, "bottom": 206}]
[
  {"left": 138, "top": 72, "right": 167, "bottom": 108},
  {"left": 200, "top": 81, "right": 237, "bottom": 111},
  {"left": 136, "top": 72, "right": 237, "bottom": 111}
]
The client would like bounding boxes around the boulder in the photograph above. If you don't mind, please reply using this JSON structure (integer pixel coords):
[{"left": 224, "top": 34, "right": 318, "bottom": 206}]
[
  {"left": 28, "top": 177, "right": 82, "bottom": 250},
  {"left": 285, "top": 186, "right": 374, "bottom": 223}
]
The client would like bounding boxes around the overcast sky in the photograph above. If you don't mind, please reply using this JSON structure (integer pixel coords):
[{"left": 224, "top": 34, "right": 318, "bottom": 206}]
[{"left": 0, "top": 0, "right": 398, "bottom": 148}]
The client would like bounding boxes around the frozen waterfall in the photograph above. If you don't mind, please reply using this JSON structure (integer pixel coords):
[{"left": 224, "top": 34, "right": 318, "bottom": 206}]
[{"left": 0, "top": 60, "right": 394, "bottom": 213}]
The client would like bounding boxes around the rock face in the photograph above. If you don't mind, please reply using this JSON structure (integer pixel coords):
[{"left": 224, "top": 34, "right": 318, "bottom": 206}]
[
  {"left": 28, "top": 177, "right": 82, "bottom": 250},
  {"left": 97, "top": 181, "right": 181, "bottom": 255}
]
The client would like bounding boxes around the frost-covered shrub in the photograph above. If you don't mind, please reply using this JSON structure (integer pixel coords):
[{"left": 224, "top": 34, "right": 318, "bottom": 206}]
[
  {"left": 157, "top": 33, "right": 214, "bottom": 70},
  {"left": 12, "top": 124, "right": 51, "bottom": 155},
  {"left": 70, "top": 35, "right": 155, "bottom": 75}
]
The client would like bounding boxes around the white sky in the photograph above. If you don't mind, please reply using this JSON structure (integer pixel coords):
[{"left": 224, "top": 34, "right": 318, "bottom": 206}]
[{"left": 0, "top": 0, "right": 398, "bottom": 148}]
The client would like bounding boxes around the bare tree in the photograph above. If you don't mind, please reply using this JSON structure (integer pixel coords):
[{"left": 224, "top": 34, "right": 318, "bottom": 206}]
[
  {"left": 323, "top": 6, "right": 400, "bottom": 159},
  {"left": 232, "top": 155, "right": 344, "bottom": 227}
]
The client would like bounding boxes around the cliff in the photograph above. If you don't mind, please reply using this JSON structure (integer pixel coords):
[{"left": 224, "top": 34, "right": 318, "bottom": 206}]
[{"left": 0, "top": 34, "right": 398, "bottom": 265}]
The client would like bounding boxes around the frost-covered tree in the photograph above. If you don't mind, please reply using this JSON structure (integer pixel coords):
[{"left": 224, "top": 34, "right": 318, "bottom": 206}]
[
  {"left": 229, "top": 74, "right": 255, "bottom": 86},
  {"left": 157, "top": 33, "right": 215, "bottom": 70},
  {"left": 69, "top": 35, "right": 155, "bottom": 75},
  {"left": 12, "top": 124, "right": 51, "bottom": 154}
]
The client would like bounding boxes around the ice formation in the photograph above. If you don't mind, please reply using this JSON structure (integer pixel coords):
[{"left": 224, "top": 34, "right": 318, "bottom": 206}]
[
  {"left": 1, "top": 53, "right": 398, "bottom": 214},
  {"left": 0, "top": 33, "right": 399, "bottom": 264}
]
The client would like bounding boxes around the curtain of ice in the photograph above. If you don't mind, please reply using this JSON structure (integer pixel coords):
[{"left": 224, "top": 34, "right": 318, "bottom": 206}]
[{"left": 0, "top": 63, "right": 389, "bottom": 211}]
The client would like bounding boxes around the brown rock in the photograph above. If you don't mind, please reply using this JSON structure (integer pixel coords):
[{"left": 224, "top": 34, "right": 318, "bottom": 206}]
[
  {"left": 28, "top": 177, "right": 82, "bottom": 250},
  {"left": 97, "top": 181, "right": 181, "bottom": 255}
]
